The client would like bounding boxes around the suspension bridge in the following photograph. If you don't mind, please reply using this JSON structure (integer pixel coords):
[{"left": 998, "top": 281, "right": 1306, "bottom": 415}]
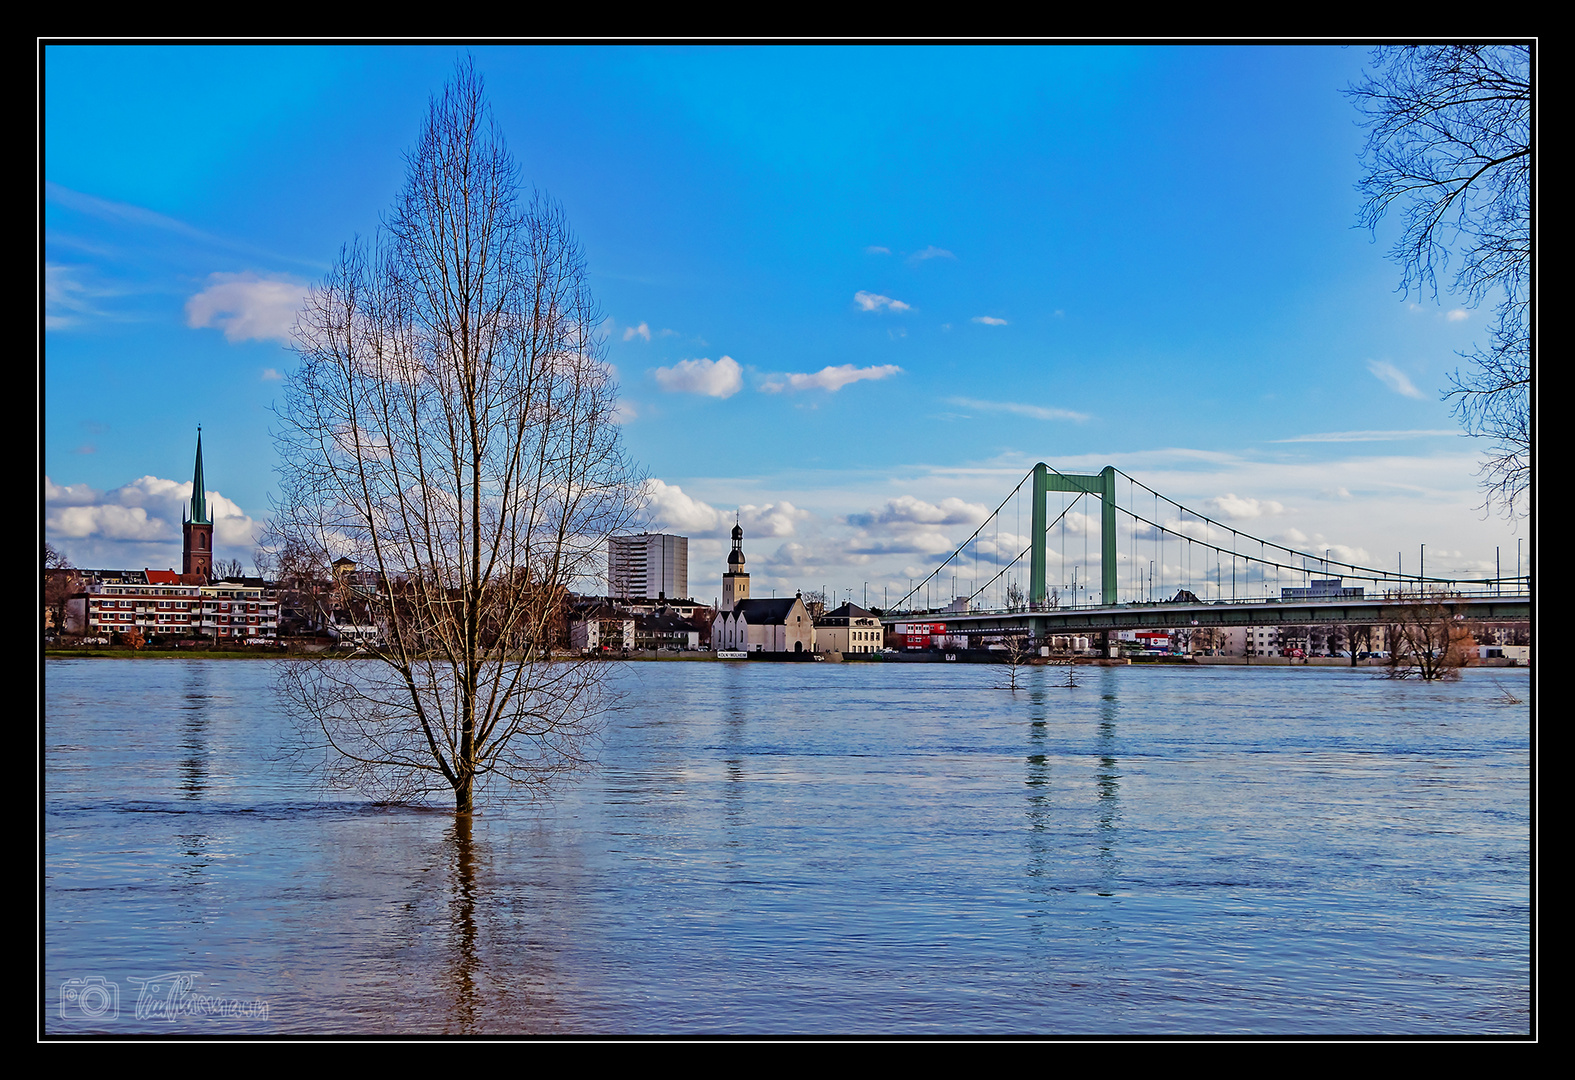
[{"left": 880, "top": 463, "right": 1529, "bottom": 649}]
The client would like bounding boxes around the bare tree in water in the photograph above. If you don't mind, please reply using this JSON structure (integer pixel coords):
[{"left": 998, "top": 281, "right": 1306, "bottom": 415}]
[
  {"left": 1000, "top": 633, "right": 1035, "bottom": 691},
  {"left": 273, "top": 60, "right": 642, "bottom": 814},
  {"left": 1384, "top": 593, "right": 1473, "bottom": 681}
]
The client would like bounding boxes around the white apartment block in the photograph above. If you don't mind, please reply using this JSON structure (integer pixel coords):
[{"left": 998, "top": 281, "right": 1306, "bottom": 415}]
[
  {"left": 1222, "top": 625, "right": 1282, "bottom": 657},
  {"left": 70, "top": 571, "right": 279, "bottom": 642},
  {"left": 608, "top": 533, "right": 688, "bottom": 601}
]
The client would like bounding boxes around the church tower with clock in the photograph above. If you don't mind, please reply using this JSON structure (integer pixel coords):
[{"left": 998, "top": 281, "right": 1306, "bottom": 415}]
[{"left": 721, "top": 519, "right": 750, "bottom": 612}]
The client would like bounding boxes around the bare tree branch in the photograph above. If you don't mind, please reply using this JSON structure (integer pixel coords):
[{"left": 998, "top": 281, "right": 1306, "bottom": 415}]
[
  {"left": 272, "top": 58, "right": 643, "bottom": 814},
  {"left": 1349, "top": 44, "right": 1532, "bottom": 520}
]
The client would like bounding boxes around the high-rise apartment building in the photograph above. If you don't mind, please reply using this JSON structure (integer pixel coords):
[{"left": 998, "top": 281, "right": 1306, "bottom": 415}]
[{"left": 607, "top": 533, "right": 689, "bottom": 601}]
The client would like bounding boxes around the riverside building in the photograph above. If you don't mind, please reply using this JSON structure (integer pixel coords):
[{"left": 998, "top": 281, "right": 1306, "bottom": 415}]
[
  {"left": 72, "top": 570, "right": 278, "bottom": 641},
  {"left": 65, "top": 430, "right": 278, "bottom": 642},
  {"left": 813, "top": 602, "right": 883, "bottom": 654}
]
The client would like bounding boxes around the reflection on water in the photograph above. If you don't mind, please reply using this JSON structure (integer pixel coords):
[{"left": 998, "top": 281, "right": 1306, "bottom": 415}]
[
  {"left": 45, "top": 659, "right": 1531, "bottom": 1035},
  {"left": 446, "top": 815, "right": 479, "bottom": 1034}
]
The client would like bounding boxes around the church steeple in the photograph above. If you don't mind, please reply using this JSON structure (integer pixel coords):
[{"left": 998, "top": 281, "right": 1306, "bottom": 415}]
[
  {"left": 187, "top": 426, "right": 210, "bottom": 526},
  {"left": 182, "top": 427, "right": 214, "bottom": 581},
  {"left": 721, "top": 515, "right": 749, "bottom": 612}
]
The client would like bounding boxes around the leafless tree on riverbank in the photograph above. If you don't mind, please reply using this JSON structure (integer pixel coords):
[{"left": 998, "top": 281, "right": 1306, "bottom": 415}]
[
  {"left": 44, "top": 542, "right": 81, "bottom": 637},
  {"left": 272, "top": 60, "right": 642, "bottom": 814}
]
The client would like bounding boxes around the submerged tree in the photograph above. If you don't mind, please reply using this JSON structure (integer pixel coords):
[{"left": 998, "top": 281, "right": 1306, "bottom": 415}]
[
  {"left": 1349, "top": 45, "right": 1532, "bottom": 519},
  {"left": 273, "top": 60, "right": 642, "bottom": 813},
  {"left": 1383, "top": 593, "right": 1473, "bottom": 681},
  {"left": 1000, "top": 633, "right": 1035, "bottom": 691}
]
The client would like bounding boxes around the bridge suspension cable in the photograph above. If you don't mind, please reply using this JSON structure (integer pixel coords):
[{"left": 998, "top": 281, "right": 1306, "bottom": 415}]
[
  {"left": 897, "top": 462, "right": 1526, "bottom": 614},
  {"left": 959, "top": 493, "right": 1089, "bottom": 611},
  {"left": 1112, "top": 468, "right": 1513, "bottom": 589},
  {"left": 888, "top": 466, "right": 1038, "bottom": 613}
]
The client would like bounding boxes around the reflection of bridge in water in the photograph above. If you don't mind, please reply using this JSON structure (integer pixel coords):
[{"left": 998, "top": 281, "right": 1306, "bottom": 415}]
[{"left": 878, "top": 462, "right": 1529, "bottom": 647}]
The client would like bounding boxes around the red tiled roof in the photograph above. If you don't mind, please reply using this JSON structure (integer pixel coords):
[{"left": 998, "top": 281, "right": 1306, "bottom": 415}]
[{"left": 145, "top": 569, "right": 180, "bottom": 584}]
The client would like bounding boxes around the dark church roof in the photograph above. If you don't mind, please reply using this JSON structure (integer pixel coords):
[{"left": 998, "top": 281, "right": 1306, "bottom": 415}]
[{"left": 730, "top": 596, "right": 804, "bottom": 625}]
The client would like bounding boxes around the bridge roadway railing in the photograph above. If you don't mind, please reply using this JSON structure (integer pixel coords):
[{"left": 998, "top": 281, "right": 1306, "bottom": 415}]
[{"left": 881, "top": 592, "right": 1531, "bottom": 635}]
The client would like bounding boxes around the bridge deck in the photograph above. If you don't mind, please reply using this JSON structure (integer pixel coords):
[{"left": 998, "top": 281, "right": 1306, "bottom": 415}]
[{"left": 882, "top": 594, "right": 1530, "bottom": 635}]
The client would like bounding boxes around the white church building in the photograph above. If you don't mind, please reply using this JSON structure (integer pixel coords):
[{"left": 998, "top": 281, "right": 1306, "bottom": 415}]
[{"left": 710, "top": 522, "right": 815, "bottom": 654}]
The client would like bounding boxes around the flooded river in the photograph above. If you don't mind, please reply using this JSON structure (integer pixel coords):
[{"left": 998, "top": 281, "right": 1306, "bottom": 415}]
[{"left": 44, "top": 658, "right": 1531, "bottom": 1035}]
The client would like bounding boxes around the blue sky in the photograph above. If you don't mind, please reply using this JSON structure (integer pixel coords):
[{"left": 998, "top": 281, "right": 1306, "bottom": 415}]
[{"left": 43, "top": 44, "right": 1526, "bottom": 601}]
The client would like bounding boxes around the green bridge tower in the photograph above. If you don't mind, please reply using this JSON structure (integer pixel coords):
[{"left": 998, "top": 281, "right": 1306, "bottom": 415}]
[{"left": 1028, "top": 463, "right": 1117, "bottom": 608}]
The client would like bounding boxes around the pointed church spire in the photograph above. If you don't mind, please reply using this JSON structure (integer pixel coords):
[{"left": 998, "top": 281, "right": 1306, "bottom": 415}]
[{"left": 188, "top": 427, "right": 210, "bottom": 526}]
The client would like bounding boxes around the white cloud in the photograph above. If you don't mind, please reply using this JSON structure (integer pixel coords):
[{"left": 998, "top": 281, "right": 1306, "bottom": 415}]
[
  {"left": 44, "top": 477, "right": 100, "bottom": 506},
  {"left": 331, "top": 423, "right": 391, "bottom": 461},
  {"left": 50, "top": 503, "right": 166, "bottom": 541},
  {"left": 846, "top": 531, "right": 958, "bottom": 556},
  {"left": 1203, "top": 493, "right": 1285, "bottom": 520},
  {"left": 652, "top": 355, "right": 743, "bottom": 398},
  {"left": 643, "top": 479, "right": 725, "bottom": 535},
  {"left": 946, "top": 397, "right": 1088, "bottom": 422},
  {"left": 972, "top": 315, "right": 1008, "bottom": 326},
  {"left": 261, "top": 368, "right": 283, "bottom": 381},
  {"left": 853, "top": 291, "right": 910, "bottom": 313},
  {"left": 1273, "top": 430, "right": 1457, "bottom": 443},
  {"left": 847, "top": 495, "right": 988, "bottom": 529},
  {"left": 185, "top": 272, "right": 309, "bottom": 343},
  {"left": 45, "top": 264, "right": 111, "bottom": 330},
  {"left": 761, "top": 364, "right": 902, "bottom": 394},
  {"left": 1445, "top": 309, "right": 1470, "bottom": 322},
  {"left": 1328, "top": 542, "right": 1373, "bottom": 564},
  {"left": 740, "top": 501, "right": 811, "bottom": 538},
  {"left": 909, "top": 246, "right": 955, "bottom": 262},
  {"left": 44, "top": 474, "right": 259, "bottom": 556},
  {"left": 623, "top": 322, "right": 653, "bottom": 342},
  {"left": 638, "top": 481, "right": 807, "bottom": 539},
  {"left": 1366, "top": 359, "right": 1425, "bottom": 399},
  {"left": 865, "top": 245, "right": 891, "bottom": 255},
  {"left": 974, "top": 532, "right": 1029, "bottom": 560}
]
